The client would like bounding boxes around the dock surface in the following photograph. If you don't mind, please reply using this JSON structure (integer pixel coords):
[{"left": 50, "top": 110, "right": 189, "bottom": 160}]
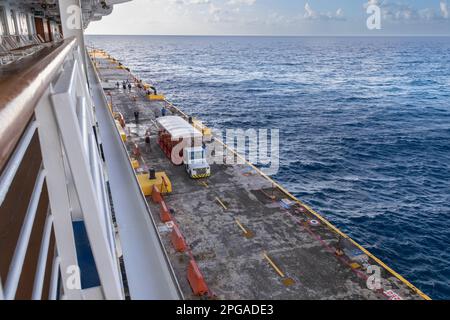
[{"left": 88, "top": 49, "right": 428, "bottom": 300}]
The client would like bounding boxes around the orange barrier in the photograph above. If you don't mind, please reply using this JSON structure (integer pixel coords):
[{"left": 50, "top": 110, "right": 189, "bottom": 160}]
[
  {"left": 151, "top": 185, "right": 162, "bottom": 204},
  {"left": 159, "top": 201, "right": 172, "bottom": 223},
  {"left": 161, "top": 176, "right": 169, "bottom": 193},
  {"left": 187, "top": 260, "right": 208, "bottom": 296},
  {"left": 171, "top": 224, "right": 187, "bottom": 252}
]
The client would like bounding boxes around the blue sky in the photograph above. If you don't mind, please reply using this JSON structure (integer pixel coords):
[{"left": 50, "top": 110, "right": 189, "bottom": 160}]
[{"left": 86, "top": 0, "right": 450, "bottom": 35}]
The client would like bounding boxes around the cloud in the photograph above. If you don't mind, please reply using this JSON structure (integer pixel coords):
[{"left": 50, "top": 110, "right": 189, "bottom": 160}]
[
  {"left": 364, "top": 0, "right": 450, "bottom": 21},
  {"left": 304, "top": 3, "right": 315, "bottom": 19},
  {"left": 227, "top": 0, "right": 256, "bottom": 5},
  {"left": 205, "top": 0, "right": 256, "bottom": 24},
  {"left": 190, "top": 0, "right": 210, "bottom": 3},
  {"left": 304, "top": 2, "right": 345, "bottom": 21},
  {"left": 170, "top": 0, "right": 210, "bottom": 5},
  {"left": 207, "top": 3, "right": 237, "bottom": 23},
  {"left": 364, "top": 0, "right": 380, "bottom": 8},
  {"left": 441, "top": 0, "right": 449, "bottom": 18}
]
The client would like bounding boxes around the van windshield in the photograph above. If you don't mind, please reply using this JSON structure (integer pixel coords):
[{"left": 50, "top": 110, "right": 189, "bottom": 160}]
[{"left": 191, "top": 151, "right": 204, "bottom": 160}]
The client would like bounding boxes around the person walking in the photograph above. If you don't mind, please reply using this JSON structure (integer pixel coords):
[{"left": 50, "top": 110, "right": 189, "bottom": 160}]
[
  {"left": 145, "top": 129, "right": 151, "bottom": 152},
  {"left": 145, "top": 135, "right": 151, "bottom": 152}
]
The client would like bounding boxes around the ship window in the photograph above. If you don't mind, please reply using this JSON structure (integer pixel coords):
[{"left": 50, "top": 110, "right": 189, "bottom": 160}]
[
  {"left": 191, "top": 151, "right": 203, "bottom": 160},
  {"left": 26, "top": 14, "right": 35, "bottom": 35},
  {"left": 18, "top": 13, "right": 28, "bottom": 35},
  {"left": 0, "top": 7, "right": 7, "bottom": 36},
  {"left": 9, "top": 10, "right": 17, "bottom": 35}
]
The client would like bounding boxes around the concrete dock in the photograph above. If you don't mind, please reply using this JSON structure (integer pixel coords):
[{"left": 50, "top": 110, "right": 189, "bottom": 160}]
[{"left": 88, "top": 49, "right": 427, "bottom": 300}]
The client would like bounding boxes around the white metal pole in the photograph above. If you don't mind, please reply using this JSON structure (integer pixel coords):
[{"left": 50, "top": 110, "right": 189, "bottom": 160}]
[
  {"left": 35, "top": 87, "right": 82, "bottom": 300},
  {"left": 0, "top": 121, "right": 37, "bottom": 206},
  {"left": 32, "top": 214, "right": 54, "bottom": 300},
  {"left": 51, "top": 61, "right": 123, "bottom": 300},
  {"left": 0, "top": 276, "right": 4, "bottom": 300},
  {"left": 4, "top": 168, "right": 46, "bottom": 300},
  {"left": 49, "top": 256, "right": 61, "bottom": 300},
  {"left": 58, "top": 0, "right": 88, "bottom": 69}
]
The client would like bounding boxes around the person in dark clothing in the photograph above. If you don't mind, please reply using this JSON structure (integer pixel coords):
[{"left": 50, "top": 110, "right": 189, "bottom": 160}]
[
  {"left": 161, "top": 107, "right": 167, "bottom": 117},
  {"left": 145, "top": 129, "right": 151, "bottom": 151},
  {"left": 134, "top": 111, "right": 140, "bottom": 124},
  {"left": 128, "top": 83, "right": 132, "bottom": 92},
  {"left": 145, "top": 135, "right": 151, "bottom": 151}
]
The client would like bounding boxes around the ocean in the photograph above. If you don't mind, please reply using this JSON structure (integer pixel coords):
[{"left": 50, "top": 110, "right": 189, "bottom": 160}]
[{"left": 87, "top": 35, "right": 450, "bottom": 299}]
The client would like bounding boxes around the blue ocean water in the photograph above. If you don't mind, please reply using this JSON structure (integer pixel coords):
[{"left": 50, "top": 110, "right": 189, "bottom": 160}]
[{"left": 87, "top": 35, "right": 450, "bottom": 299}]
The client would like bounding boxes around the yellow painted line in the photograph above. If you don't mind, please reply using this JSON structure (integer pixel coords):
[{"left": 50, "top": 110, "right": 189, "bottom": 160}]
[
  {"left": 235, "top": 219, "right": 248, "bottom": 235},
  {"left": 215, "top": 197, "right": 227, "bottom": 210},
  {"left": 164, "top": 100, "right": 189, "bottom": 119},
  {"left": 263, "top": 252, "right": 285, "bottom": 278},
  {"left": 201, "top": 181, "right": 209, "bottom": 188}
]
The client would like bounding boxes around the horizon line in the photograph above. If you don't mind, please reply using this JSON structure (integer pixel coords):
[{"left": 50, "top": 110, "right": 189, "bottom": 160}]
[{"left": 85, "top": 33, "right": 450, "bottom": 37}]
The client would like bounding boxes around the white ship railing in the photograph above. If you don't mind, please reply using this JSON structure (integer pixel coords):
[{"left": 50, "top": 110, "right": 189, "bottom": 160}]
[
  {"left": 3, "top": 167, "right": 46, "bottom": 299},
  {"left": 0, "top": 121, "right": 58, "bottom": 300},
  {"left": 0, "top": 37, "right": 123, "bottom": 300},
  {"left": 86, "top": 47, "right": 182, "bottom": 300},
  {"left": 0, "top": 34, "right": 181, "bottom": 300}
]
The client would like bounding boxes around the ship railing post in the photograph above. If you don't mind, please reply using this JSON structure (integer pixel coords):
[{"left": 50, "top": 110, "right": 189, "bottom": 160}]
[
  {"left": 32, "top": 212, "right": 54, "bottom": 300},
  {"left": 3, "top": 167, "right": 46, "bottom": 300},
  {"left": 77, "top": 95, "right": 89, "bottom": 156},
  {"left": 74, "top": 48, "right": 95, "bottom": 119},
  {"left": 74, "top": 46, "right": 118, "bottom": 260},
  {"left": 0, "top": 276, "right": 4, "bottom": 300},
  {"left": 89, "top": 131, "right": 116, "bottom": 254},
  {"left": 35, "top": 87, "right": 82, "bottom": 300},
  {"left": 77, "top": 47, "right": 119, "bottom": 265},
  {"left": 0, "top": 121, "right": 37, "bottom": 206},
  {"left": 58, "top": 0, "right": 88, "bottom": 72},
  {"left": 49, "top": 255, "right": 61, "bottom": 300},
  {"left": 88, "top": 128, "right": 108, "bottom": 240},
  {"left": 49, "top": 56, "right": 123, "bottom": 300}
]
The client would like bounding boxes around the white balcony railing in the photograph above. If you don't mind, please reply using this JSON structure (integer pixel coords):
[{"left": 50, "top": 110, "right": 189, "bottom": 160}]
[
  {"left": 0, "top": 35, "right": 182, "bottom": 300},
  {"left": 0, "top": 38, "right": 123, "bottom": 300}
]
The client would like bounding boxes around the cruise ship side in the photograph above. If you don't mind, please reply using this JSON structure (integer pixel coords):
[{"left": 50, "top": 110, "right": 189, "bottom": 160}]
[{"left": 0, "top": 0, "right": 430, "bottom": 300}]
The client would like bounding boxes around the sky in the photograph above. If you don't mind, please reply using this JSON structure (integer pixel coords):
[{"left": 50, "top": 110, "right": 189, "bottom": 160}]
[{"left": 86, "top": 0, "right": 450, "bottom": 36}]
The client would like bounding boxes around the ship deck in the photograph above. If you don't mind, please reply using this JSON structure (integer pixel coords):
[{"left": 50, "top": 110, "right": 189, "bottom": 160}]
[{"left": 88, "top": 49, "right": 427, "bottom": 300}]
